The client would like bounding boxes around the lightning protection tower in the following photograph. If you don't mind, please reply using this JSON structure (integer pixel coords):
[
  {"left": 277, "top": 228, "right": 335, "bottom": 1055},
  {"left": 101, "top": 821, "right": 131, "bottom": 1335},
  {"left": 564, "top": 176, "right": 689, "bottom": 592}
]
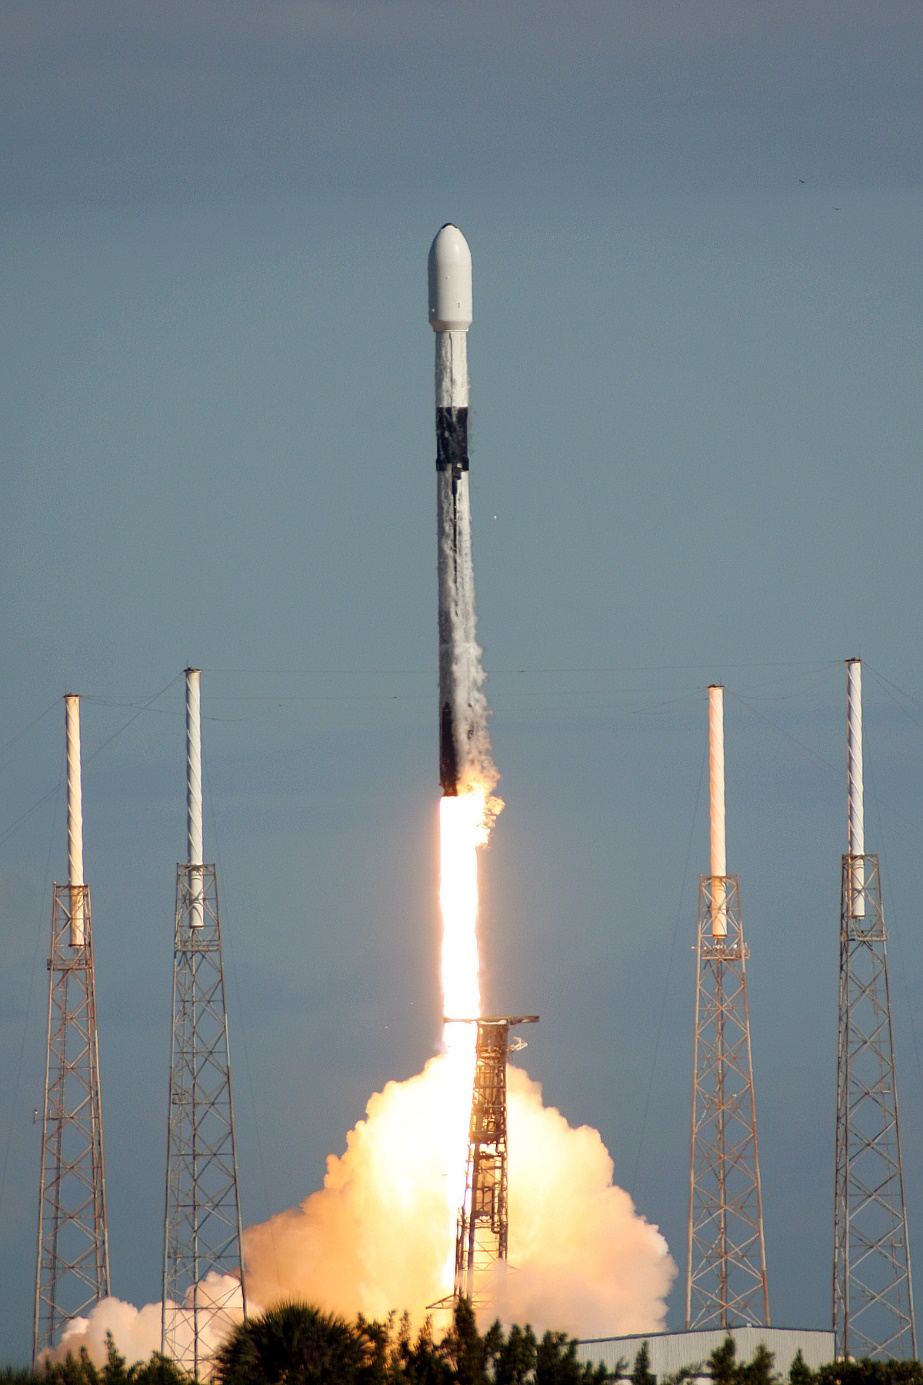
[
  {"left": 454, "top": 1014, "right": 538, "bottom": 1309},
  {"left": 833, "top": 659, "right": 915, "bottom": 1359},
  {"left": 686, "top": 686, "right": 769, "bottom": 1330},
  {"left": 34, "top": 695, "right": 110, "bottom": 1359},
  {"left": 163, "top": 669, "right": 246, "bottom": 1376}
]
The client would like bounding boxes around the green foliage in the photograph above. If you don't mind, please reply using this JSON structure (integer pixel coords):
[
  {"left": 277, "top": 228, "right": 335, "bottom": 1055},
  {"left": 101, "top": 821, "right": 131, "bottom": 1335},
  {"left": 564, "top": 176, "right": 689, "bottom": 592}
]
[
  {"left": 815, "top": 1361, "right": 923, "bottom": 1385},
  {"left": 16, "top": 1328, "right": 923, "bottom": 1385},
  {"left": 131, "top": 1356, "right": 190, "bottom": 1385},
  {"left": 492, "top": 1324, "right": 538, "bottom": 1385},
  {"left": 0, "top": 1367, "right": 45, "bottom": 1385},
  {"left": 214, "top": 1301, "right": 369, "bottom": 1385},
  {"left": 42, "top": 1346, "right": 99, "bottom": 1385},
  {"left": 211, "top": 1299, "right": 610, "bottom": 1385},
  {"left": 738, "top": 1345, "right": 778, "bottom": 1385},
  {"left": 710, "top": 1339, "right": 739, "bottom": 1385},
  {"left": 440, "top": 1299, "right": 497, "bottom": 1385},
  {"left": 631, "top": 1345, "right": 656, "bottom": 1385},
  {"left": 534, "top": 1331, "right": 608, "bottom": 1385},
  {"left": 36, "top": 1338, "right": 191, "bottom": 1385},
  {"left": 789, "top": 1353, "right": 814, "bottom": 1385}
]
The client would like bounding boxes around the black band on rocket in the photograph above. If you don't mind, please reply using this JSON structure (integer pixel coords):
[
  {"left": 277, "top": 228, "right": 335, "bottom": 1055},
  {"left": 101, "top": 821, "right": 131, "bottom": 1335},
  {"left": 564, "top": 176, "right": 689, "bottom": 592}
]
[
  {"left": 436, "top": 407, "right": 469, "bottom": 473},
  {"left": 440, "top": 702, "right": 459, "bottom": 796}
]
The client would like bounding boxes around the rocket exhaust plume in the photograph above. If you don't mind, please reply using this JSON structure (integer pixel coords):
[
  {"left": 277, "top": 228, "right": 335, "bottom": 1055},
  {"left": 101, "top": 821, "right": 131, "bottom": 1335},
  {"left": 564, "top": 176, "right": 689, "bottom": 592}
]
[
  {"left": 47, "top": 230, "right": 675, "bottom": 1365},
  {"left": 249, "top": 226, "right": 674, "bottom": 1330}
]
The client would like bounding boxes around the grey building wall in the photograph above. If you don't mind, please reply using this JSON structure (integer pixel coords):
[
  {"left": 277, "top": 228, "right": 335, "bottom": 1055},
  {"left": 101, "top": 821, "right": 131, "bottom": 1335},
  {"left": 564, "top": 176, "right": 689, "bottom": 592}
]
[{"left": 577, "top": 1328, "right": 835, "bottom": 1379}]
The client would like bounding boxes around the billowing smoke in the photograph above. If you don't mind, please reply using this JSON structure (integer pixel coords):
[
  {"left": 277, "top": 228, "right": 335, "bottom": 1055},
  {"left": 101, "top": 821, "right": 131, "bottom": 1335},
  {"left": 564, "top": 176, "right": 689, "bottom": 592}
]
[
  {"left": 41, "top": 1274, "right": 246, "bottom": 1367},
  {"left": 243, "top": 1054, "right": 675, "bottom": 1338}
]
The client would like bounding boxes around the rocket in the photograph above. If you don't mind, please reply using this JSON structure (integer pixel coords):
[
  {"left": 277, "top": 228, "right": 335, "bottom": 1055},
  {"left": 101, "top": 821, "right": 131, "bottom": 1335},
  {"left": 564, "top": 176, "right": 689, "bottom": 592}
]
[{"left": 429, "top": 224, "right": 477, "bottom": 797}]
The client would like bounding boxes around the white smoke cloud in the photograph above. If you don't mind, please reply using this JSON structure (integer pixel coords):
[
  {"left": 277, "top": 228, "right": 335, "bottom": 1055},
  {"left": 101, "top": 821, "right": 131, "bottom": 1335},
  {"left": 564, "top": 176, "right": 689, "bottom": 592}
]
[
  {"left": 503, "top": 1065, "right": 674, "bottom": 1336},
  {"left": 244, "top": 1053, "right": 675, "bottom": 1337},
  {"left": 46, "top": 1055, "right": 673, "bottom": 1368},
  {"left": 45, "top": 1299, "right": 162, "bottom": 1367},
  {"left": 44, "top": 1274, "right": 246, "bottom": 1370}
]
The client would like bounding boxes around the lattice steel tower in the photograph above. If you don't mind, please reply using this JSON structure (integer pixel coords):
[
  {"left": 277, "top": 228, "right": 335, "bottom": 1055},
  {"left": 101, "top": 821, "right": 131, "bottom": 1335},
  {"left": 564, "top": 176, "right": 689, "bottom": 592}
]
[
  {"left": 686, "top": 686, "right": 769, "bottom": 1330},
  {"left": 833, "top": 659, "right": 915, "bottom": 1358},
  {"left": 162, "top": 670, "right": 246, "bottom": 1376},
  {"left": 34, "top": 695, "right": 111, "bottom": 1359},
  {"left": 455, "top": 1015, "right": 538, "bottom": 1308}
]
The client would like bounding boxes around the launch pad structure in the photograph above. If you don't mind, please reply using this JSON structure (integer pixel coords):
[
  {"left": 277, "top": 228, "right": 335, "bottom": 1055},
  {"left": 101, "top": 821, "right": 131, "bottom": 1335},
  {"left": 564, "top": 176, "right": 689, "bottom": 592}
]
[
  {"left": 833, "top": 661, "right": 915, "bottom": 1359},
  {"left": 686, "top": 687, "right": 769, "bottom": 1331},
  {"left": 34, "top": 697, "right": 111, "bottom": 1360},
  {"left": 162, "top": 670, "right": 246, "bottom": 1376},
  {"left": 454, "top": 1015, "right": 538, "bottom": 1307}
]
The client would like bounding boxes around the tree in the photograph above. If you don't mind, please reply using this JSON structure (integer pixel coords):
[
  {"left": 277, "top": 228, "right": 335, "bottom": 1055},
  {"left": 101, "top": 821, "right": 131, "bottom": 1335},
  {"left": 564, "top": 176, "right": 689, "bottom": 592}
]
[
  {"left": 738, "top": 1345, "right": 778, "bottom": 1385},
  {"left": 440, "top": 1299, "right": 499, "bottom": 1385},
  {"left": 534, "top": 1332, "right": 608, "bottom": 1385},
  {"left": 214, "top": 1302, "right": 368, "bottom": 1385},
  {"left": 709, "top": 1338, "right": 738, "bottom": 1385},
  {"left": 131, "top": 1356, "right": 189, "bottom": 1385},
  {"left": 788, "top": 1352, "right": 814, "bottom": 1385},
  {"left": 492, "top": 1326, "right": 537, "bottom": 1385},
  {"left": 630, "top": 1345, "right": 656, "bottom": 1385},
  {"left": 816, "top": 1362, "right": 923, "bottom": 1385},
  {"left": 41, "top": 1347, "right": 99, "bottom": 1385}
]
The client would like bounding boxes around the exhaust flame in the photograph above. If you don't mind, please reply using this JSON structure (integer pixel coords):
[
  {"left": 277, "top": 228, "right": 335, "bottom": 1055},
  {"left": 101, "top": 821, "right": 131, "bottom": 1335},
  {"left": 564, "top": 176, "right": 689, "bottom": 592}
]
[
  {"left": 440, "top": 791, "right": 488, "bottom": 1031},
  {"left": 437, "top": 785, "right": 491, "bottom": 1291}
]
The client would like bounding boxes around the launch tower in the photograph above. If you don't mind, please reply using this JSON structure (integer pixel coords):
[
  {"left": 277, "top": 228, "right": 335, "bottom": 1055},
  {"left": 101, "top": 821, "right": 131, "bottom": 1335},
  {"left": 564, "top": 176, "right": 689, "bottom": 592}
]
[
  {"left": 34, "top": 696, "right": 110, "bottom": 1358},
  {"left": 162, "top": 670, "right": 246, "bottom": 1374},
  {"left": 833, "top": 659, "right": 915, "bottom": 1358},
  {"left": 455, "top": 1015, "right": 538, "bottom": 1307},
  {"left": 686, "top": 686, "right": 769, "bottom": 1329}
]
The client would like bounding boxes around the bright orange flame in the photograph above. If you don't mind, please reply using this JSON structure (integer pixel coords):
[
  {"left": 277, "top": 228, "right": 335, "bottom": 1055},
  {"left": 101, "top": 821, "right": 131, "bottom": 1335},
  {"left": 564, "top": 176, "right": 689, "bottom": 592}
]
[{"left": 436, "top": 787, "right": 490, "bottom": 1290}]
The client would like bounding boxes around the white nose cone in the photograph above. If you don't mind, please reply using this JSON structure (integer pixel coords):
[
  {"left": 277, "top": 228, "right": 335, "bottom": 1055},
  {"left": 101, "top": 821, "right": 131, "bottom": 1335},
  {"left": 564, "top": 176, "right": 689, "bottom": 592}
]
[{"left": 428, "top": 224, "right": 472, "bottom": 331}]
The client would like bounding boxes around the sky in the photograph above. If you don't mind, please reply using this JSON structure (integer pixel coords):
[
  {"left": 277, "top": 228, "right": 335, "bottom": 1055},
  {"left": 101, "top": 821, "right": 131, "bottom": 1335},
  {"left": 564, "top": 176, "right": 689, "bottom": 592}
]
[{"left": 2, "top": 0, "right": 923, "bottom": 1365}]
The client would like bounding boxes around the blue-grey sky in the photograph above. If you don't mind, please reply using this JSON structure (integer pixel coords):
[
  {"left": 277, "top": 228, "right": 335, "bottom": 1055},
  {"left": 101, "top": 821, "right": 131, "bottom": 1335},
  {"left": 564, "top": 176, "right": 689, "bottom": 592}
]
[{"left": 2, "top": 0, "right": 923, "bottom": 1365}]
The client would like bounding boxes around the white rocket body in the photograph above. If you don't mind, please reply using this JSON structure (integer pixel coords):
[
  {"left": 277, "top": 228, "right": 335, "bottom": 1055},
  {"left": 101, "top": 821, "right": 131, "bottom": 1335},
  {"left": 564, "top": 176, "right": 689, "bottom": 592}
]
[{"left": 430, "top": 225, "right": 481, "bottom": 797}]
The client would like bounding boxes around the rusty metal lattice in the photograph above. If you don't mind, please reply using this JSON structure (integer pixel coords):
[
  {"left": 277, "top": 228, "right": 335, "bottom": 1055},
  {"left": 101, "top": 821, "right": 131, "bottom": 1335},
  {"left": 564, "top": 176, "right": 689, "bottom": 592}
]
[
  {"left": 834, "top": 853, "right": 915, "bottom": 1359},
  {"left": 687, "top": 875, "right": 769, "bottom": 1330},
  {"left": 34, "top": 883, "right": 110, "bottom": 1359},
  {"left": 455, "top": 1016, "right": 537, "bottom": 1307},
  {"left": 162, "top": 864, "right": 246, "bottom": 1378}
]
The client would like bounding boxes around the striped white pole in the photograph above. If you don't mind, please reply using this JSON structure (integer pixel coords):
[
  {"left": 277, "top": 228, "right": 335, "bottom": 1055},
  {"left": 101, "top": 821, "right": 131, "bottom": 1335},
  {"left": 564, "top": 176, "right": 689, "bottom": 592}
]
[
  {"left": 846, "top": 659, "right": 865, "bottom": 918},
  {"left": 65, "top": 695, "right": 85, "bottom": 946},
  {"left": 186, "top": 669, "right": 204, "bottom": 929},
  {"left": 708, "top": 686, "right": 727, "bottom": 938}
]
